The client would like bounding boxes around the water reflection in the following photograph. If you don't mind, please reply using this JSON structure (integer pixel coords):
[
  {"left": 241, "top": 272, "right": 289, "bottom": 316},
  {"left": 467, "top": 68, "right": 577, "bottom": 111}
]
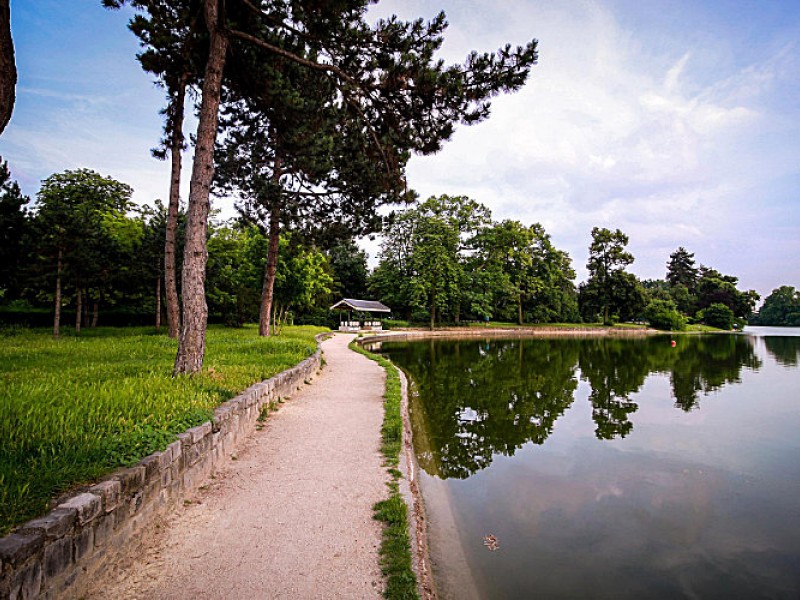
[
  {"left": 763, "top": 336, "right": 800, "bottom": 366},
  {"left": 393, "top": 338, "right": 579, "bottom": 479},
  {"left": 382, "top": 334, "right": 762, "bottom": 479}
]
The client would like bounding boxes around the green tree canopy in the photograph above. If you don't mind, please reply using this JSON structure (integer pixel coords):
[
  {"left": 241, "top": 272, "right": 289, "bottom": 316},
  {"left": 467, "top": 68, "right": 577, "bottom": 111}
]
[
  {"left": 34, "top": 169, "right": 134, "bottom": 335},
  {"left": 581, "top": 227, "right": 638, "bottom": 324},
  {"left": 754, "top": 286, "right": 800, "bottom": 326},
  {"left": 0, "top": 158, "right": 30, "bottom": 299}
]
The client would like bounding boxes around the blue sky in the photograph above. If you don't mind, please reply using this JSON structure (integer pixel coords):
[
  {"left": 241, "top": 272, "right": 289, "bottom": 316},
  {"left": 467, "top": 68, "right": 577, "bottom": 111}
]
[{"left": 1, "top": 1, "right": 798, "bottom": 302}]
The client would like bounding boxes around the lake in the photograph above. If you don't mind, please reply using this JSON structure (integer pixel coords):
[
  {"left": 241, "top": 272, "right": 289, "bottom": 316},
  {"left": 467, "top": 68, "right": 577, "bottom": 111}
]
[{"left": 377, "top": 329, "right": 800, "bottom": 599}]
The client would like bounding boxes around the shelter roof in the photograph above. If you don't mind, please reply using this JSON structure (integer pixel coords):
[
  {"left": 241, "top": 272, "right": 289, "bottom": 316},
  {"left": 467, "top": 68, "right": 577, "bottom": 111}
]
[{"left": 330, "top": 298, "right": 391, "bottom": 313}]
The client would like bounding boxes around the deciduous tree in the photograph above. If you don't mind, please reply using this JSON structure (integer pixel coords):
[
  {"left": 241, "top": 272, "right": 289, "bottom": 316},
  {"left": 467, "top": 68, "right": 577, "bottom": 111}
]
[{"left": 34, "top": 170, "right": 133, "bottom": 337}]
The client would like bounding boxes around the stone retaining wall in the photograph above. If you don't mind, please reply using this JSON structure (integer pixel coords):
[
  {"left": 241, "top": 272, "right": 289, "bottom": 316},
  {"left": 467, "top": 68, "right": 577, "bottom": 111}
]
[{"left": 0, "top": 336, "right": 326, "bottom": 600}]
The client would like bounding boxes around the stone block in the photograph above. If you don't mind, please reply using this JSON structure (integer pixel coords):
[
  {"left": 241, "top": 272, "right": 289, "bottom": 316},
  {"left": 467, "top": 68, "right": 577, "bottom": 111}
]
[
  {"left": 72, "top": 527, "right": 93, "bottom": 562},
  {"left": 92, "top": 514, "right": 114, "bottom": 548},
  {"left": 167, "top": 440, "right": 182, "bottom": 463},
  {"left": 43, "top": 536, "right": 72, "bottom": 579},
  {"left": 8, "top": 558, "right": 42, "bottom": 600},
  {"left": 117, "top": 466, "right": 146, "bottom": 497},
  {"left": 0, "top": 533, "right": 43, "bottom": 569},
  {"left": 182, "top": 463, "right": 208, "bottom": 492},
  {"left": 19, "top": 507, "right": 77, "bottom": 540},
  {"left": 176, "top": 432, "right": 191, "bottom": 448},
  {"left": 161, "top": 466, "right": 172, "bottom": 487},
  {"left": 89, "top": 480, "right": 121, "bottom": 513},
  {"left": 184, "top": 443, "right": 200, "bottom": 467},
  {"left": 58, "top": 493, "right": 101, "bottom": 527},
  {"left": 189, "top": 422, "right": 211, "bottom": 444},
  {"left": 158, "top": 445, "right": 173, "bottom": 470},
  {"left": 140, "top": 454, "right": 161, "bottom": 484}
]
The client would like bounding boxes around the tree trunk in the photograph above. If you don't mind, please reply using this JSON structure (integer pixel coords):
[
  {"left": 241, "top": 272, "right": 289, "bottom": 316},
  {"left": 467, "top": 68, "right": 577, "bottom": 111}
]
[
  {"left": 259, "top": 156, "right": 283, "bottom": 336},
  {"left": 164, "top": 73, "right": 189, "bottom": 339},
  {"left": 174, "top": 0, "right": 228, "bottom": 376},
  {"left": 91, "top": 300, "right": 99, "bottom": 328},
  {"left": 0, "top": 0, "right": 16, "bottom": 135},
  {"left": 430, "top": 288, "right": 436, "bottom": 331},
  {"left": 259, "top": 203, "right": 281, "bottom": 336},
  {"left": 155, "top": 276, "right": 162, "bottom": 330},
  {"left": 518, "top": 295, "right": 523, "bottom": 325},
  {"left": 75, "top": 288, "right": 82, "bottom": 334},
  {"left": 53, "top": 248, "right": 62, "bottom": 338}
]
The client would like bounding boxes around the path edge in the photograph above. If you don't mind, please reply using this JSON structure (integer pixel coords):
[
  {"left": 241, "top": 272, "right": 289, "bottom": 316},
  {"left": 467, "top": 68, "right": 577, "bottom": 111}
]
[
  {"left": 0, "top": 332, "right": 331, "bottom": 600},
  {"left": 352, "top": 337, "right": 435, "bottom": 600}
]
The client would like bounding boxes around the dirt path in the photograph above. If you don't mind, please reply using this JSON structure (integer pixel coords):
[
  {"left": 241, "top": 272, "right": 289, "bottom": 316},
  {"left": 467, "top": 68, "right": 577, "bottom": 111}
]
[{"left": 89, "top": 333, "right": 388, "bottom": 599}]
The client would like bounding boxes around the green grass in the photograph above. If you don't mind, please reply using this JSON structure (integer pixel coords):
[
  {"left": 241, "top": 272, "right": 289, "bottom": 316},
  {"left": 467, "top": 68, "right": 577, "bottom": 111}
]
[
  {"left": 685, "top": 323, "right": 726, "bottom": 333},
  {"left": 350, "top": 340, "right": 419, "bottom": 600},
  {"left": 0, "top": 324, "right": 325, "bottom": 535}
]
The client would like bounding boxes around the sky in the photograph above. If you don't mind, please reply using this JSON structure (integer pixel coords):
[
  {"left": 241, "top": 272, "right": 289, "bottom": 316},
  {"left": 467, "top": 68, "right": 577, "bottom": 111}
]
[{"left": 1, "top": 1, "right": 799, "bottom": 302}]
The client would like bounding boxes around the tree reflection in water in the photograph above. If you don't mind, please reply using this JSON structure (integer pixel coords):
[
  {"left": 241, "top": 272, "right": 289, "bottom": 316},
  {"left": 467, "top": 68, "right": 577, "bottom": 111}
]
[
  {"left": 763, "top": 335, "right": 800, "bottom": 367},
  {"left": 381, "top": 334, "right": 762, "bottom": 479}
]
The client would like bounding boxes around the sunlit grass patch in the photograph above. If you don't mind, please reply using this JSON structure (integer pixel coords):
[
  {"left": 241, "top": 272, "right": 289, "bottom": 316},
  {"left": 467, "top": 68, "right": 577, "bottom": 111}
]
[{"left": 0, "top": 324, "right": 325, "bottom": 535}]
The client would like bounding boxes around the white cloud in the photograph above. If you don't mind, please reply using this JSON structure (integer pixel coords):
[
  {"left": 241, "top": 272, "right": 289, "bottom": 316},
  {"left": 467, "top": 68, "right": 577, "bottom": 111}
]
[{"left": 371, "top": 0, "right": 799, "bottom": 295}]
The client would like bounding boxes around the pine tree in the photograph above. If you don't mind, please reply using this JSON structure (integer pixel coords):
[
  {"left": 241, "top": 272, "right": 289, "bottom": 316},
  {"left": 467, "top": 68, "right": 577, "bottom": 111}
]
[{"left": 110, "top": 0, "right": 539, "bottom": 373}]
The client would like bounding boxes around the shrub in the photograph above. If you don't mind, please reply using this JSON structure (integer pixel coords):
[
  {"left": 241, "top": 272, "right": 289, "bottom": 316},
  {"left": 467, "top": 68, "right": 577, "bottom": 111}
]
[
  {"left": 697, "top": 303, "right": 735, "bottom": 330},
  {"left": 644, "top": 299, "right": 687, "bottom": 331}
]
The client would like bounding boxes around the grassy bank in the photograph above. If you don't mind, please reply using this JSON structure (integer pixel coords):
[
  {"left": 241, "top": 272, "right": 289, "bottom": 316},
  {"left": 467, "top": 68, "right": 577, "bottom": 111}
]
[
  {"left": 0, "top": 325, "right": 325, "bottom": 535},
  {"left": 350, "top": 340, "right": 419, "bottom": 600}
]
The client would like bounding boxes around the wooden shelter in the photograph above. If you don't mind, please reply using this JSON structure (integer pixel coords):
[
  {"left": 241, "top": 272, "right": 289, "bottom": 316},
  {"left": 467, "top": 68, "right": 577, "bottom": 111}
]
[{"left": 330, "top": 298, "right": 391, "bottom": 331}]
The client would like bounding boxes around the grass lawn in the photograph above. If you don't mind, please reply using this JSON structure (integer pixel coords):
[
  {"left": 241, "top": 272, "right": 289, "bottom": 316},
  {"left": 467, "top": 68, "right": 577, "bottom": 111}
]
[
  {"left": 0, "top": 324, "right": 326, "bottom": 535},
  {"left": 685, "top": 323, "right": 726, "bottom": 333}
]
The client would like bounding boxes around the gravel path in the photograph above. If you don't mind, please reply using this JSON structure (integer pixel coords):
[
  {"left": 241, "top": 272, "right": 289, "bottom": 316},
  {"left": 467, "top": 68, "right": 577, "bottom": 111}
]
[{"left": 90, "top": 333, "right": 388, "bottom": 599}]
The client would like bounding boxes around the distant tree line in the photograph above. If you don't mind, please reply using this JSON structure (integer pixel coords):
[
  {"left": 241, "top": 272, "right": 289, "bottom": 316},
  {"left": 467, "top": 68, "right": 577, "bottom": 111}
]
[
  {"left": 750, "top": 286, "right": 800, "bottom": 326},
  {"left": 368, "top": 195, "right": 764, "bottom": 330},
  {"left": 0, "top": 161, "right": 365, "bottom": 333},
  {"left": 1, "top": 162, "right": 785, "bottom": 334}
]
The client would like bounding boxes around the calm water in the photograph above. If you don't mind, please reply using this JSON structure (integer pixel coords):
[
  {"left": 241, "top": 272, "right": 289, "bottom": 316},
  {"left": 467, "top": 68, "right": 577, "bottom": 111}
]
[{"left": 377, "top": 329, "right": 800, "bottom": 599}]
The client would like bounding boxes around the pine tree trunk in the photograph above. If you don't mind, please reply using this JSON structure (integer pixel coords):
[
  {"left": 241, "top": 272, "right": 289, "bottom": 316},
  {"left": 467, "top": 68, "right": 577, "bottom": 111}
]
[
  {"left": 155, "top": 276, "right": 162, "bottom": 330},
  {"left": 91, "top": 300, "right": 99, "bottom": 328},
  {"left": 0, "top": 0, "right": 16, "bottom": 135},
  {"left": 75, "top": 288, "right": 82, "bottom": 334},
  {"left": 518, "top": 295, "right": 523, "bottom": 325},
  {"left": 164, "top": 74, "right": 188, "bottom": 339},
  {"left": 259, "top": 204, "right": 281, "bottom": 336},
  {"left": 53, "top": 248, "right": 62, "bottom": 338},
  {"left": 174, "top": 0, "right": 227, "bottom": 376},
  {"left": 259, "top": 161, "right": 282, "bottom": 336}
]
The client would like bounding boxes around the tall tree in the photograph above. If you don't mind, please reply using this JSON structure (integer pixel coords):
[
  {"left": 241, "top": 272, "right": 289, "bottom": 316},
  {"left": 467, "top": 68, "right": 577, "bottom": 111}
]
[
  {"left": 34, "top": 170, "right": 133, "bottom": 337},
  {"left": 665, "top": 246, "right": 698, "bottom": 314},
  {"left": 0, "top": 0, "right": 15, "bottom": 135},
  {"left": 112, "top": 0, "right": 538, "bottom": 373},
  {"left": 666, "top": 246, "right": 698, "bottom": 289},
  {"left": 105, "top": 0, "right": 205, "bottom": 338},
  {"left": 584, "top": 227, "right": 635, "bottom": 325},
  {"left": 328, "top": 239, "right": 369, "bottom": 300},
  {"left": 0, "top": 159, "right": 30, "bottom": 299}
]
